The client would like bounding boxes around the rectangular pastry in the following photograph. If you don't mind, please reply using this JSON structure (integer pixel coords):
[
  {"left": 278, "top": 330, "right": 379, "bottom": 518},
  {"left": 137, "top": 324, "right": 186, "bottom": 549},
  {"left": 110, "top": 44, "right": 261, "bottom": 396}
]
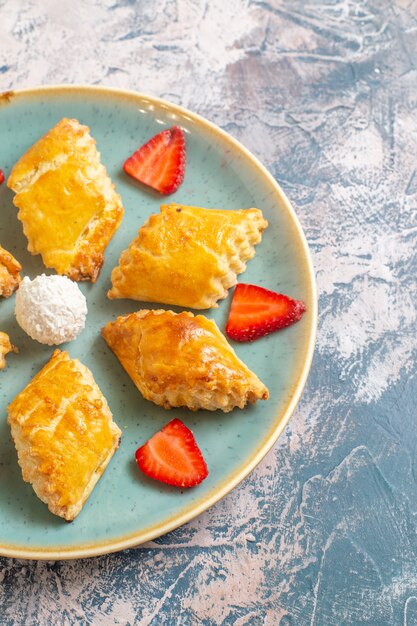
[
  {"left": 108, "top": 203, "right": 268, "bottom": 308},
  {"left": 7, "top": 118, "right": 124, "bottom": 282},
  {"left": 7, "top": 349, "right": 121, "bottom": 521}
]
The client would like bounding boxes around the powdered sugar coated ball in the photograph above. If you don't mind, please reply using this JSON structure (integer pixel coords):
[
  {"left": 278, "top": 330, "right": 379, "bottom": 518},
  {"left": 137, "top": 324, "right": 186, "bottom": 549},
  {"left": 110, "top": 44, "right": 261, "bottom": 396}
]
[{"left": 15, "top": 274, "right": 88, "bottom": 345}]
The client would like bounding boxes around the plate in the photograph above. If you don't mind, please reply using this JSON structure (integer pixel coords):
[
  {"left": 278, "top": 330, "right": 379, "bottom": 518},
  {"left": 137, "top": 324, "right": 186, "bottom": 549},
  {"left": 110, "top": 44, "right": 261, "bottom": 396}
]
[{"left": 0, "top": 85, "right": 316, "bottom": 559}]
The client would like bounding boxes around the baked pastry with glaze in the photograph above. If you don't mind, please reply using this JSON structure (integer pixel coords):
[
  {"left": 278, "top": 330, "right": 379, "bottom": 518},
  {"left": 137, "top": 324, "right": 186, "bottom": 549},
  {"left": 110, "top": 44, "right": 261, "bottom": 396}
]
[
  {"left": 0, "top": 245, "right": 21, "bottom": 297},
  {"left": 108, "top": 203, "right": 268, "bottom": 308},
  {"left": 0, "top": 332, "right": 17, "bottom": 369},
  {"left": 7, "top": 118, "right": 124, "bottom": 282},
  {"left": 102, "top": 309, "right": 268, "bottom": 412},
  {"left": 7, "top": 349, "right": 121, "bottom": 521}
]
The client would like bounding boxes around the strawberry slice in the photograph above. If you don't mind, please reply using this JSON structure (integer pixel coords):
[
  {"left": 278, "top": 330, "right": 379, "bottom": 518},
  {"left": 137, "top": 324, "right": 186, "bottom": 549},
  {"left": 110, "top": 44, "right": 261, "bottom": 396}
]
[
  {"left": 0, "top": 169, "right": 4, "bottom": 185},
  {"left": 123, "top": 125, "right": 185, "bottom": 195},
  {"left": 225, "top": 283, "right": 306, "bottom": 342},
  {"left": 135, "top": 418, "right": 208, "bottom": 488}
]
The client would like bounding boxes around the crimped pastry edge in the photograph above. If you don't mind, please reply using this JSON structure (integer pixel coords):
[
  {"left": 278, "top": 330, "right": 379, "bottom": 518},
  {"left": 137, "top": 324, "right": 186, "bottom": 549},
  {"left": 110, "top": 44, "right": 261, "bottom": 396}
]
[
  {"left": 7, "top": 350, "right": 122, "bottom": 521},
  {"left": 8, "top": 118, "right": 124, "bottom": 283},
  {"left": 107, "top": 205, "right": 268, "bottom": 307},
  {"left": 102, "top": 309, "right": 269, "bottom": 412}
]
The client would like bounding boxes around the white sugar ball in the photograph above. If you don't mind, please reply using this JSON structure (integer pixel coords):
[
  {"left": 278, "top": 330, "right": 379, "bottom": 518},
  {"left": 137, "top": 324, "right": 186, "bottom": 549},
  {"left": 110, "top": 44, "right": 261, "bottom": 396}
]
[{"left": 15, "top": 275, "right": 88, "bottom": 346}]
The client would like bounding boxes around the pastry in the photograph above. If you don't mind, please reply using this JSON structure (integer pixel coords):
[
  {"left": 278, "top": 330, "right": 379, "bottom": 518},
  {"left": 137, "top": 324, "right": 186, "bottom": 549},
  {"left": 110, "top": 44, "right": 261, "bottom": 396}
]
[
  {"left": 0, "top": 245, "right": 21, "bottom": 297},
  {"left": 7, "top": 118, "right": 124, "bottom": 282},
  {"left": 7, "top": 349, "right": 121, "bottom": 521},
  {"left": 102, "top": 309, "right": 269, "bottom": 412},
  {"left": 108, "top": 203, "right": 268, "bottom": 308},
  {"left": 0, "top": 332, "right": 17, "bottom": 369}
]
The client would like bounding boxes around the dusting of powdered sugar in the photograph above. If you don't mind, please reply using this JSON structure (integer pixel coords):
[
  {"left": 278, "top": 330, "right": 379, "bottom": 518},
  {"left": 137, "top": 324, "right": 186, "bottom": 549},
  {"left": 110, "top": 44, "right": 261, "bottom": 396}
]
[{"left": 15, "top": 274, "right": 87, "bottom": 345}]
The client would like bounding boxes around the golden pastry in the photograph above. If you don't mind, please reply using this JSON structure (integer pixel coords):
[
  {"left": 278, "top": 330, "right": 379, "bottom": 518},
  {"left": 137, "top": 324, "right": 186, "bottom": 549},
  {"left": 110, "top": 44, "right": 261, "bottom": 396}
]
[
  {"left": 0, "top": 332, "right": 17, "bottom": 370},
  {"left": 7, "top": 349, "right": 121, "bottom": 521},
  {"left": 0, "top": 245, "right": 21, "bottom": 297},
  {"left": 102, "top": 309, "right": 268, "bottom": 412},
  {"left": 7, "top": 118, "right": 124, "bottom": 282},
  {"left": 108, "top": 203, "right": 268, "bottom": 308}
]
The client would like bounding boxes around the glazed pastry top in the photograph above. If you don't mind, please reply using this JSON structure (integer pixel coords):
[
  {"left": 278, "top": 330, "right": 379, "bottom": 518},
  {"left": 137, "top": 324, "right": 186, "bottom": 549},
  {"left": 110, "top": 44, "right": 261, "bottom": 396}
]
[
  {"left": 7, "top": 118, "right": 123, "bottom": 282},
  {"left": 108, "top": 203, "right": 268, "bottom": 308},
  {"left": 7, "top": 349, "right": 121, "bottom": 520},
  {"left": 102, "top": 309, "right": 268, "bottom": 412}
]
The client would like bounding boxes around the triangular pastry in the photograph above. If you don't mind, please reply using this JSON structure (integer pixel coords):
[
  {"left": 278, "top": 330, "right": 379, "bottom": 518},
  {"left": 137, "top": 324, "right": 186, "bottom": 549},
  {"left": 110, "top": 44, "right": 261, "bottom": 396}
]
[
  {"left": 108, "top": 203, "right": 268, "bottom": 308},
  {"left": 102, "top": 309, "right": 269, "bottom": 412},
  {"left": 7, "top": 118, "right": 124, "bottom": 282},
  {"left": 7, "top": 349, "right": 121, "bottom": 521},
  {"left": 0, "top": 244, "right": 21, "bottom": 297}
]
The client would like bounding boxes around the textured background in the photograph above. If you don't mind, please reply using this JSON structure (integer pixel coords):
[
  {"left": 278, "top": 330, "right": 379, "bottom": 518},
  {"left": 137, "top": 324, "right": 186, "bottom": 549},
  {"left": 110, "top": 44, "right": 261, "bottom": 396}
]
[{"left": 1, "top": 0, "right": 417, "bottom": 624}]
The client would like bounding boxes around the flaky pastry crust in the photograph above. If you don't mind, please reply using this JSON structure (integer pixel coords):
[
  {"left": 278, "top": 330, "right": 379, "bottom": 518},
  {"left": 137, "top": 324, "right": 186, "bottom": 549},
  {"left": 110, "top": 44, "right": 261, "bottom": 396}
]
[
  {"left": 102, "top": 309, "right": 269, "bottom": 412},
  {"left": 7, "top": 349, "right": 121, "bottom": 521},
  {"left": 0, "top": 331, "right": 17, "bottom": 370},
  {"left": 108, "top": 203, "right": 268, "bottom": 308},
  {"left": 7, "top": 118, "right": 124, "bottom": 282},
  {"left": 0, "top": 245, "right": 21, "bottom": 297}
]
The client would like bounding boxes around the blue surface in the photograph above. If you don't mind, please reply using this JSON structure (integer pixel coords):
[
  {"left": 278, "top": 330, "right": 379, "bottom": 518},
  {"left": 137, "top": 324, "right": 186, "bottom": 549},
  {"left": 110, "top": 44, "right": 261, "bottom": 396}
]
[{"left": 0, "top": 0, "right": 416, "bottom": 623}]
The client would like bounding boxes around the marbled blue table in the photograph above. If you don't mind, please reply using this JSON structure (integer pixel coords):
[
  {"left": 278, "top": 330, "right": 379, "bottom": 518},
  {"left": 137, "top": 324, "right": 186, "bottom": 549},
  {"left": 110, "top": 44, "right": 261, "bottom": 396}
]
[{"left": 1, "top": 1, "right": 416, "bottom": 624}]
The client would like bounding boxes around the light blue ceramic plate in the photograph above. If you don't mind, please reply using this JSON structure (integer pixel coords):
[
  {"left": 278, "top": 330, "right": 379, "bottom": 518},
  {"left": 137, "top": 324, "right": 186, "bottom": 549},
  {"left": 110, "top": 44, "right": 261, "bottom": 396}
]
[{"left": 0, "top": 86, "right": 316, "bottom": 559}]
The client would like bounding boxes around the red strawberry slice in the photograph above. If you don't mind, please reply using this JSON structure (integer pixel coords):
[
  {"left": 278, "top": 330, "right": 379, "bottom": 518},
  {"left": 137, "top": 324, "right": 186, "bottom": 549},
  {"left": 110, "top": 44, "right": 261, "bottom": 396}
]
[
  {"left": 0, "top": 169, "right": 4, "bottom": 185},
  {"left": 135, "top": 418, "right": 208, "bottom": 488},
  {"left": 225, "top": 283, "right": 306, "bottom": 342},
  {"left": 123, "top": 125, "right": 185, "bottom": 195}
]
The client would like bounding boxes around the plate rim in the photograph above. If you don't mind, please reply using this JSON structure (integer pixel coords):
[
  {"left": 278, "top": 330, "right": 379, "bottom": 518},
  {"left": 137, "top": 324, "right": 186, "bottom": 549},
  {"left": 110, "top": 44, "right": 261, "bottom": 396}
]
[{"left": 0, "top": 84, "right": 317, "bottom": 560}]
